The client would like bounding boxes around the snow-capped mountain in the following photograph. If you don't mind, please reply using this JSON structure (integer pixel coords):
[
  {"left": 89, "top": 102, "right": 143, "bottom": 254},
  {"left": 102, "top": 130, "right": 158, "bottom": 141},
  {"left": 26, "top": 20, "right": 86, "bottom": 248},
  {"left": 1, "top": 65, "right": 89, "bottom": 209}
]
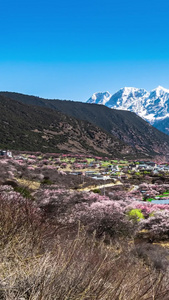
[
  {"left": 87, "top": 86, "right": 169, "bottom": 125},
  {"left": 87, "top": 91, "right": 112, "bottom": 105}
]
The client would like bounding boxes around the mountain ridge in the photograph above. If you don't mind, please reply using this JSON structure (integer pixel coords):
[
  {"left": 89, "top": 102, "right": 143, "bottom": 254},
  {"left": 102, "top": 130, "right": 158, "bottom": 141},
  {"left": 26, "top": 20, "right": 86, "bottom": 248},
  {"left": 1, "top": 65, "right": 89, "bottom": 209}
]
[
  {"left": 0, "top": 94, "right": 132, "bottom": 157},
  {"left": 1, "top": 91, "right": 169, "bottom": 158}
]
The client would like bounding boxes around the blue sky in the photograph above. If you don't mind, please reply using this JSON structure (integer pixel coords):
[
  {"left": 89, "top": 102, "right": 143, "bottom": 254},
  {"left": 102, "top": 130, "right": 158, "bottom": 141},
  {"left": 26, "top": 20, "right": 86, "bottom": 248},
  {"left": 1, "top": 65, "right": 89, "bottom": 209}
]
[{"left": 0, "top": 0, "right": 169, "bottom": 101}]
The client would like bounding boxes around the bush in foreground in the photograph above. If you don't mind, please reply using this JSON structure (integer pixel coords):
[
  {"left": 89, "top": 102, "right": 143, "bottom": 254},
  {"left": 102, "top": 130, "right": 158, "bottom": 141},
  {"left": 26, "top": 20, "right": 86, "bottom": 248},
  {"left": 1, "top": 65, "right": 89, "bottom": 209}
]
[{"left": 1, "top": 193, "right": 169, "bottom": 299}]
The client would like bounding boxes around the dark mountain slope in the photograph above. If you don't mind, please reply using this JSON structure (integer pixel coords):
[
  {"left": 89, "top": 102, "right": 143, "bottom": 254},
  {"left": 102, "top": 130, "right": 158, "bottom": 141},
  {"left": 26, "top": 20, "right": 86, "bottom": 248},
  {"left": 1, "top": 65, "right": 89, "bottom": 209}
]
[
  {"left": 0, "top": 95, "right": 134, "bottom": 157},
  {"left": 1, "top": 92, "right": 169, "bottom": 157}
]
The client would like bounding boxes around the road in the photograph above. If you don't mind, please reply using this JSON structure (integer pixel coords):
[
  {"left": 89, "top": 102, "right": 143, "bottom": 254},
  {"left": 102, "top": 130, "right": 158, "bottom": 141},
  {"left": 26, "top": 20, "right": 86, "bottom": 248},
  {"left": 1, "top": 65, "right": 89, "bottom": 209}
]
[{"left": 77, "top": 181, "right": 123, "bottom": 192}]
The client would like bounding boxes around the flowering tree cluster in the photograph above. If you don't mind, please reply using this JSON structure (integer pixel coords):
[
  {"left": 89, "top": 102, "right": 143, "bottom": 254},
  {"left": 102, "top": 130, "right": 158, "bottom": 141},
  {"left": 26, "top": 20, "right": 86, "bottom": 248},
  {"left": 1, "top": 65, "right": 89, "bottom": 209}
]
[
  {"left": 138, "top": 183, "right": 169, "bottom": 197},
  {"left": 32, "top": 188, "right": 137, "bottom": 238},
  {"left": 2, "top": 156, "right": 169, "bottom": 241},
  {"left": 139, "top": 210, "right": 169, "bottom": 239}
]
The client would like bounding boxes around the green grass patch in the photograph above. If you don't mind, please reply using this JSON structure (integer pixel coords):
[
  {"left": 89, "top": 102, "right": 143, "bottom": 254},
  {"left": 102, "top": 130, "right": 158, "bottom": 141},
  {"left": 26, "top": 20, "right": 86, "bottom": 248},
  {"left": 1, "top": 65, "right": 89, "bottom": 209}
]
[
  {"left": 86, "top": 158, "right": 95, "bottom": 163},
  {"left": 156, "top": 194, "right": 169, "bottom": 198},
  {"left": 92, "top": 188, "right": 101, "bottom": 194},
  {"left": 146, "top": 198, "right": 154, "bottom": 202},
  {"left": 13, "top": 186, "right": 33, "bottom": 199},
  {"left": 41, "top": 178, "right": 53, "bottom": 185},
  {"left": 101, "top": 162, "right": 111, "bottom": 167}
]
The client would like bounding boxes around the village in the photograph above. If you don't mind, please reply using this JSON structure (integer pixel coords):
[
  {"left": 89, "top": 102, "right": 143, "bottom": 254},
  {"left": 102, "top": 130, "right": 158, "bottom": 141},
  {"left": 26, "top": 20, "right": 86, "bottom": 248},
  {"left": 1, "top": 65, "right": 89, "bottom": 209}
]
[
  {"left": 1, "top": 149, "right": 169, "bottom": 180},
  {"left": 1, "top": 149, "right": 169, "bottom": 203}
]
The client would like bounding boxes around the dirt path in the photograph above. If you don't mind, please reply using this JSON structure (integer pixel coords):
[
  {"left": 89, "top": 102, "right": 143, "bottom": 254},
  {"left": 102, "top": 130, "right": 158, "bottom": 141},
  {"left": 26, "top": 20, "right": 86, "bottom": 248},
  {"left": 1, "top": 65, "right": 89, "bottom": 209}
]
[{"left": 78, "top": 181, "right": 123, "bottom": 192}]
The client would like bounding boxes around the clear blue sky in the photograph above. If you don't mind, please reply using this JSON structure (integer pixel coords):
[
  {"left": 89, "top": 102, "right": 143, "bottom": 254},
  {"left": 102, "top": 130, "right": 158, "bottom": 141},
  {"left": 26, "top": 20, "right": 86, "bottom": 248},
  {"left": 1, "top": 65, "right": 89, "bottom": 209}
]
[{"left": 0, "top": 0, "right": 169, "bottom": 101}]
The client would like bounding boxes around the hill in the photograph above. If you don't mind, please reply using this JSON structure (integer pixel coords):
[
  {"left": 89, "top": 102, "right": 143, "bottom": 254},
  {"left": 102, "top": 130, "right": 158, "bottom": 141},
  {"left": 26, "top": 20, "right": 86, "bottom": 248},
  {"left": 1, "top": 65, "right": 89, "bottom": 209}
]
[
  {"left": 0, "top": 95, "right": 134, "bottom": 157},
  {"left": 1, "top": 92, "right": 169, "bottom": 157}
]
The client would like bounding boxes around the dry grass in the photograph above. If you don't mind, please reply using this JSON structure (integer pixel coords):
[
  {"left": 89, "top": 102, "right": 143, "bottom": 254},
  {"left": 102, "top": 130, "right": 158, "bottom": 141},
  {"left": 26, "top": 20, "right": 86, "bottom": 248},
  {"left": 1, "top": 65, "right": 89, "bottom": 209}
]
[
  {"left": 1, "top": 196, "right": 169, "bottom": 299},
  {"left": 15, "top": 178, "right": 40, "bottom": 190}
]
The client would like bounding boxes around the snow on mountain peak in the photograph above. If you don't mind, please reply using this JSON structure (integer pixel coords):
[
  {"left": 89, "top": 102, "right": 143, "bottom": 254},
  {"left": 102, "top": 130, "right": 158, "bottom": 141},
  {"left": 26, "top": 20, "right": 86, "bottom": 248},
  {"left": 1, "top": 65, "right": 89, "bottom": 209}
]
[
  {"left": 152, "top": 86, "right": 169, "bottom": 96},
  {"left": 87, "top": 86, "right": 169, "bottom": 125},
  {"left": 87, "top": 91, "right": 112, "bottom": 105},
  {"left": 120, "top": 87, "right": 149, "bottom": 97},
  {"left": 121, "top": 86, "right": 139, "bottom": 92}
]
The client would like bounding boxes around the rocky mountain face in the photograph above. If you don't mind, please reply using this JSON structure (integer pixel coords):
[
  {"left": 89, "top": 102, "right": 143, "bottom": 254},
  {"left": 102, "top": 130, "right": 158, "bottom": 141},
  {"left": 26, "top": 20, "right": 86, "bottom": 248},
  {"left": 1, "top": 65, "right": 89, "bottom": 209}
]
[
  {"left": 87, "top": 86, "right": 169, "bottom": 133},
  {"left": 1, "top": 92, "right": 169, "bottom": 158}
]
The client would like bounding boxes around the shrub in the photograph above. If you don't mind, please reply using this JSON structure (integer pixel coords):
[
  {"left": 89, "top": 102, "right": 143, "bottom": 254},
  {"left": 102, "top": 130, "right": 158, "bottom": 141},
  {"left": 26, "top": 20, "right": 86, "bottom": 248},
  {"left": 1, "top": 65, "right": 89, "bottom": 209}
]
[
  {"left": 69, "top": 199, "right": 136, "bottom": 238},
  {"left": 1, "top": 201, "right": 169, "bottom": 299},
  {"left": 13, "top": 185, "right": 33, "bottom": 199},
  {"left": 140, "top": 209, "right": 169, "bottom": 240},
  {"left": 41, "top": 177, "right": 53, "bottom": 185},
  {"left": 92, "top": 188, "right": 101, "bottom": 194},
  {"left": 128, "top": 209, "right": 144, "bottom": 222},
  {"left": 134, "top": 243, "right": 169, "bottom": 271}
]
